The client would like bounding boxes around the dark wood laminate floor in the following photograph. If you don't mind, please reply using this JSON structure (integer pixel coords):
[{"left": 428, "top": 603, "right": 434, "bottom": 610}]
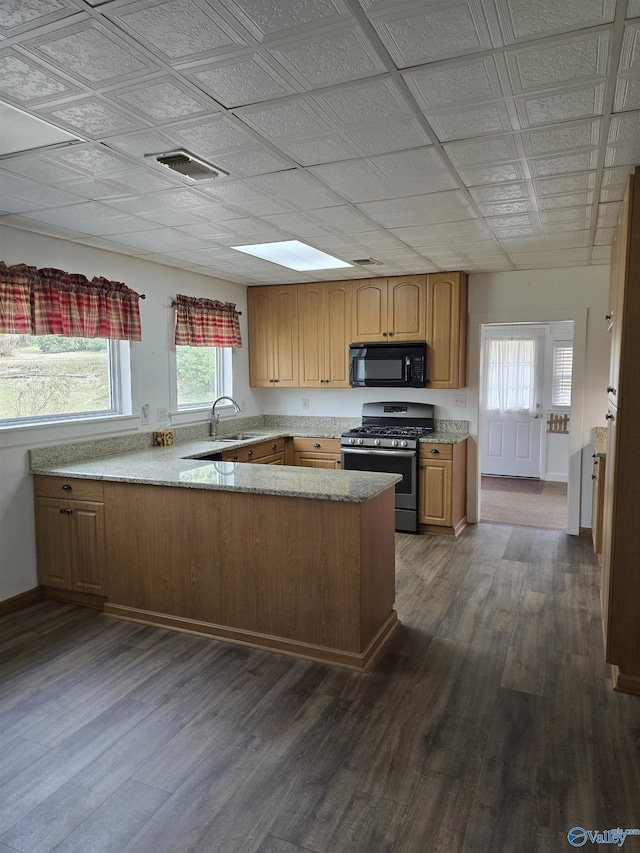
[{"left": 1, "top": 524, "right": 639, "bottom": 853}]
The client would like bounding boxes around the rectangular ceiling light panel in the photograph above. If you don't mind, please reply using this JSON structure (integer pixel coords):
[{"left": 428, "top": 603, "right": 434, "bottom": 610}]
[{"left": 231, "top": 239, "right": 352, "bottom": 271}]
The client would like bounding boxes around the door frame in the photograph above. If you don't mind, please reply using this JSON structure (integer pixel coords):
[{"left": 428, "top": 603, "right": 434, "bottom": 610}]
[{"left": 468, "top": 308, "right": 587, "bottom": 535}]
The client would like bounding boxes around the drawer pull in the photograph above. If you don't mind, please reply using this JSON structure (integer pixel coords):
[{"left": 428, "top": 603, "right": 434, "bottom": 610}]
[
  {"left": 247, "top": 450, "right": 253, "bottom": 456},
  {"left": 59, "top": 508, "right": 65, "bottom": 514},
  {"left": 272, "top": 444, "right": 278, "bottom": 450},
  {"left": 430, "top": 448, "right": 440, "bottom": 454},
  {"left": 313, "top": 443, "right": 321, "bottom": 448},
  {"left": 62, "top": 484, "right": 72, "bottom": 491},
  {"left": 66, "top": 508, "right": 72, "bottom": 515}
]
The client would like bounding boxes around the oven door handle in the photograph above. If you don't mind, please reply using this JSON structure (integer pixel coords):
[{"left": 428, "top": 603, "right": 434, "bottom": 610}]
[{"left": 341, "top": 448, "right": 416, "bottom": 458}]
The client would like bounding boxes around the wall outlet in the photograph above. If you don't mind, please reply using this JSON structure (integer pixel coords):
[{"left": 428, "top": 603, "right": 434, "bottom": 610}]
[
  {"left": 157, "top": 407, "right": 168, "bottom": 422},
  {"left": 302, "top": 398, "right": 310, "bottom": 411},
  {"left": 141, "top": 403, "right": 150, "bottom": 425},
  {"left": 453, "top": 394, "right": 466, "bottom": 408}
]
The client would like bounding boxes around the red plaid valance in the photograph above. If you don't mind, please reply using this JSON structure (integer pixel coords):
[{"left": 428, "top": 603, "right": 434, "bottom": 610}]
[
  {"left": 174, "top": 294, "right": 242, "bottom": 348},
  {"left": 0, "top": 263, "right": 142, "bottom": 341}
]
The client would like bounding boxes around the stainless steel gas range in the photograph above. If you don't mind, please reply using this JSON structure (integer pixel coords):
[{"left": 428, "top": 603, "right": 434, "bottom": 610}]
[{"left": 340, "top": 402, "right": 435, "bottom": 532}]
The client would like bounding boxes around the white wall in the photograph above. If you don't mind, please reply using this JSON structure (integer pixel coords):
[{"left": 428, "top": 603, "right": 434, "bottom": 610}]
[
  {"left": 0, "top": 224, "right": 255, "bottom": 601},
  {"left": 468, "top": 266, "right": 610, "bottom": 530}
]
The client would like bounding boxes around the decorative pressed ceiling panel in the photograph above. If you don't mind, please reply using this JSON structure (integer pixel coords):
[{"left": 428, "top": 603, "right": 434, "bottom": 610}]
[{"left": 0, "top": 0, "right": 638, "bottom": 281}]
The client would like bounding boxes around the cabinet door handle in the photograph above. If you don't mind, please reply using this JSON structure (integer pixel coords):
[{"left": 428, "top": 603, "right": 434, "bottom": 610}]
[
  {"left": 592, "top": 474, "right": 596, "bottom": 480},
  {"left": 66, "top": 508, "right": 73, "bottom": 514},
  {"left": 607, "top": 386, "right": 616, "bottom": 394},
  {"left": 605, "top": 412, "right": 615, "bottom": 421},
  {"left": 388, "top": 331, "right": 394, "bottom": 337},
  {"left": 59, "top": 508, "right": 65, "bottom": 514},
  {"left": 62, "top": 484, "right": 72, "bottom": 491},
  {"left": 430, "top": 448, "right": 440, "bottom": 454},
  {"left": 313, "top": 443, "right": 321, "bottom": 448},
  {"left": 382, "top": 331, "right": 388, "bottom": 337},
  {"left": 605, "top": 313, "right": 612, "bottom": 321}
]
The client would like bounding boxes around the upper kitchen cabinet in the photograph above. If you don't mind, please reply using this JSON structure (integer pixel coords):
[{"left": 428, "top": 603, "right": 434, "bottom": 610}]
[
  {"left": 352, "top": 275, "right": 426, "bottom": 343},
  {"left": 299, "top": 281, "right": 352, "bottom": 388},
  {"left": 248, "top": 285, "right": 299, "bottom": 388},
  {"left": 426, "top": 272, "right": 468, "bottom": 390}
]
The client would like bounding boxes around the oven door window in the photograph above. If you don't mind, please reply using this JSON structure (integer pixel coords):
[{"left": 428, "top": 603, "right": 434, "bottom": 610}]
[
  {"left": 353, "top": 357, "right": 404, "bottom": 383},
  {"left": 342, "top": 450, "right": 413, "bottom": 495}
]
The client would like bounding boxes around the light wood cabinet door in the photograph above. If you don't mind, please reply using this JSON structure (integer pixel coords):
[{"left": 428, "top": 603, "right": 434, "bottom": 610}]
[
  {"left": 388, "top": 275, "right": 426, "bottom": 341},
  {"left": 271, "top": 285, "right": 299, "bottom": 387},
  {"left": 324, "top": 281, "right": 352, "bottom": 387},
  {"left": 418, "top": 441, "right": 467, "bottom": 535},
  {"left": 592, "top": 455, "right": 606, "bottom": 556},
  {"left": 294, "top": 452, "right": 341, "bottom": 469},
  {"left": 426, "top": 271, "right": 468, "bottom": 389},
  {"left": 247, "top": 285, "right": 299, "bottom": 387},
  {"left": 298, "top": 283, "right": 324, "bottom": 387},
  {"left": 69, "top": 500, "right": 106, "bottom": 594},
  {"left": 35, "top": 497, "right": 73, "bottom": 589},
  {"left": 352, "top": 279, "right": 387, "bottom": 342},
  {"left": 247, "top": 287, "right": 273, "bottom": 387},
  {"left": 34, "top": 495, "right": 105, "bottom": 594},
  {"left": 418, "top": 459, "right": 453, "bottom": 526}
]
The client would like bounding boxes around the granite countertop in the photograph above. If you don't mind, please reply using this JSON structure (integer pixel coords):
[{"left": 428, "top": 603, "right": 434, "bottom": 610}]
[{"left": 30, "top": 432, "right": 401, "bottom": 503}]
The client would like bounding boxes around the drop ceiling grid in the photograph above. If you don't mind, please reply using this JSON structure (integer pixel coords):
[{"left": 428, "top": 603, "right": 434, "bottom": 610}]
[{"left": 0, "top": 0, "right": 638, "bottom": 280}]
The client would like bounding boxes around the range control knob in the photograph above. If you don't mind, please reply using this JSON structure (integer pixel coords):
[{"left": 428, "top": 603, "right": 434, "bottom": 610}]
[
  {"left": 400, "top": 440, "right": 408, "bottom": 448},
  {"left": 349, "top": 437, "right": 356, "bottom": 445},
  {"left": 391, "top": 439, "right": 399, "bottom": 447},
  {"left": 357, "top": 438, "right": 364, "bottom": 445},
  {"left": 374, "top": 439, "right": 381, "bottom": 446}
]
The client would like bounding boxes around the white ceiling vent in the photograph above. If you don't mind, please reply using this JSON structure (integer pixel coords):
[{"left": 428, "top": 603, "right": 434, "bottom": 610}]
[
  {"left": 351, "top": 257, "right": 382, "bottom": 266},
  {"left": 145, "top": 150, "right": 228, "bottom": 181}
]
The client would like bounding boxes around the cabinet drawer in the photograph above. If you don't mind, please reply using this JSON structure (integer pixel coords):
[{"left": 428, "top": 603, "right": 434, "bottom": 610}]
[
  {"left": 292, "top": 437, "right": 341, "bottom": 453},
  {"left": 33, "top": 475, "right": 104, "bottom": 502},
  {"left": 419, "top": 443, "right": 453, "bottom": 460},
  {"left": 223, "top": 438, "right": 285, "bottom": 463}
]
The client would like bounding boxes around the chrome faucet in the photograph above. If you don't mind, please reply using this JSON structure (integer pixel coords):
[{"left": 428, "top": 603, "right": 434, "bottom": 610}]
[{"left": 210, "top": 396, "right": 241, "bottom": 437}]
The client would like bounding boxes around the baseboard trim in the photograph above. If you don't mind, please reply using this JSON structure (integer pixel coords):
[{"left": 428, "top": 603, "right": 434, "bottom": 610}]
[
  {"left": 0, "top": 587, "right": 43, "bottom": 617},
  {"left": 103, "top": 603, "right": 399, "bottom": 672},
  {"left": 611, "top": 665, "right": 640, "bottom": 697},
  {"left": 579, "top": 526, "right": 593, "bottom": 539},
  {"left": 42, "top": 587, "right": 107, "bottom": 610},
  {"left": 419, "top": 517, "right": 467, "bottom": 537}
]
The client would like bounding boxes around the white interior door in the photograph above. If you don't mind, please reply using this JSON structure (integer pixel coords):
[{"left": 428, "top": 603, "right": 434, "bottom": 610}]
[{"left": 480, "top": 328, "right": 544, "bottom": 478}]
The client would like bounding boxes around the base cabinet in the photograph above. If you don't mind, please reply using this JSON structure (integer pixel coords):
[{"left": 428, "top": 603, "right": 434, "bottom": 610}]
[
  {"left": 592, "top": 454, "right": 606, "bottom": 556},
  {"left": 418, "top": 441, "right": 467, "bottom": 536},
  {"left": 292, "top": 437, "right": 341, "bottom": 469},
  {"left": 33, "top": 476, "right": 106, "bottom": 597},
  {"left": 222, "top": 438, "right": 285, "bottom": 464}
]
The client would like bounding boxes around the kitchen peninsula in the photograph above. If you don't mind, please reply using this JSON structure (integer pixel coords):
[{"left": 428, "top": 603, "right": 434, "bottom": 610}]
[{"left": 30, "top": 432, "right": 401, "bottom": 672}]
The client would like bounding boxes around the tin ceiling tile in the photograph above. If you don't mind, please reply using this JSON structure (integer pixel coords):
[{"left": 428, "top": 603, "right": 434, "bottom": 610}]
[
  {"left": 370, "top": 1, "right": 493, "bottom": 66},
  {"left": 212, "top": 146, "right": 293, "bottom": 178},
  {"left": 218, "top": 0, "right": 350, "bottom": 43},
  {"left": 268, "top": 27, "right": 386, "bottom": 89},
  {"left": 168, "top": 116, "right": 255, "bottom": 156},
  {"left": 0, "top": 50, "right": 79, "bottom": 105},
  {"left": 444, "top": 135, "right": 519, "bottom": 167},
  {"left": 103, "top": 129, "right": 182, "bottom": 161},
  {"left": 495, "top": 0, "right": 615, "bottom": 44},
  {"left": 522, "top": 119, "right": 601, "bottom": 156},
  {"left": 311, "top": 78, "right": 413, "bottom": 127},
  {"left": 529, "top": 150, "right": 599, "bottom": 177},
  {"left": 276, "top": 134, "right": 360, "bottom": 165},
  {"left": 0, "top": 170, "right": 84, "bottom": 211},
  {"left": 469, "top": 182, "right": 530, "bottom": 203},
  {"left": 505, "top": 30, "right": 610, "bottom": 93},
  {"left": 40, "top": 97, "right": 146, "bottom": 136},
  {"left": 0, "top": 0, "right": 76, "bottom": 37},
  {"left": 402, "top": 55, "right": 502, "bottom": 110},
  {"left": 613, "top": 74, "right": 640, "bottom": 112},
  {"left": 346, "top": 120, "right": 431, "bottom": 157},
  {"left": 187, "top": 54, "right": 296, "bottom": 107},
  {"left": 109, "top": 0, "right": 248, "bottom": 63},
  {"left": 516, "top": 82, "right": 606, "bottom": 127},
  {"left": 426, "top": 101, "right": 513, "bottom": 142},
  {"left": 23, "top": 21, "right": 156, "bottom": 86},
  {"left": 107, "top": 79, "right": 214, "bottom": 122},
  {"left": 456, "top": 161, "right": 526, "bottom": 186},
  {"left": 236, "top": 98, "right": 329, "bottom": 139}
]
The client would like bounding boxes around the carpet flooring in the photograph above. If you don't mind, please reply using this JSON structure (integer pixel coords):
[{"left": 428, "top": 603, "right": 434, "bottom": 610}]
[{"left": 480, "top": 477, "right": 568, "bottom": 529}]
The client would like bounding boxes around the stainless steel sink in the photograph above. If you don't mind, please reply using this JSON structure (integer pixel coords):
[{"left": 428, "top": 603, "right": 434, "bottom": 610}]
[{"left": 215, "top": 433, "right": 269, "bottom": 441}]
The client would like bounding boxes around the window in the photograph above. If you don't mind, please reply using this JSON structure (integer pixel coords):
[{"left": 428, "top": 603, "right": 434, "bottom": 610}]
[
  {"left": 0, "top": 333, "right": 123, "bottom": 423},
  {"left": 176, "top": 345, "right": 227, "bottom": 409},
  {"left": 552, "top": 343, "right": 573, "bottom": 407},
  {"left": 484, "top": 337, "right": 538, "bottom": 414}
]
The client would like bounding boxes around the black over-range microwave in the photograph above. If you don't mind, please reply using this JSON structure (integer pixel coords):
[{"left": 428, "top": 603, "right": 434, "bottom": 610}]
[{"left": 349, "top": 341, "right": 426, "bottom": 388}]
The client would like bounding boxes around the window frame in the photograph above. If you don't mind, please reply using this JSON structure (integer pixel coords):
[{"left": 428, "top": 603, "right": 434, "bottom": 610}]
[
  {"left": 0, "top": 336, "right": 131, "bottom": 429},
  {"left": 170, "top": 343, "right": 233, "bottom": 419},
  {"left": 551, "top": 341, "right": 573, "bottom": 409}
]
